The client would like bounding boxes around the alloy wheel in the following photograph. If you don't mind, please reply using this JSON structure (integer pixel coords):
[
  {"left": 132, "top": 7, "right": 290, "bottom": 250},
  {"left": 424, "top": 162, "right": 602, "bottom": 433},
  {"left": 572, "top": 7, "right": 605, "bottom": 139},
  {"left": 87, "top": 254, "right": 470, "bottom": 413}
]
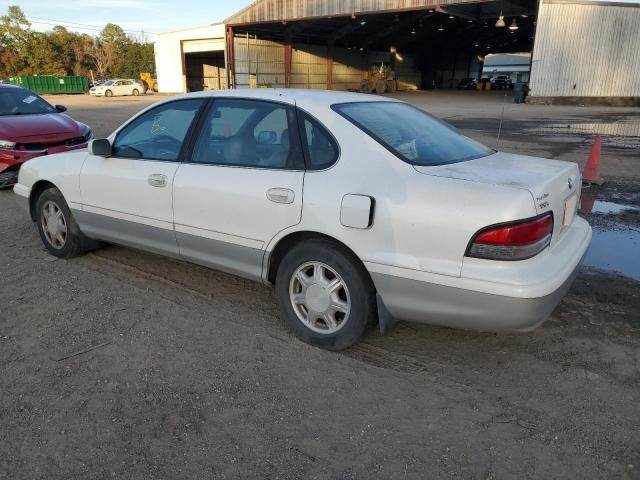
[
  {"left": 40, "top": 201, "right": 67, "bottom": 249},
  {"left": 289, "top": 261, "right": 351, "bottom": 334}
]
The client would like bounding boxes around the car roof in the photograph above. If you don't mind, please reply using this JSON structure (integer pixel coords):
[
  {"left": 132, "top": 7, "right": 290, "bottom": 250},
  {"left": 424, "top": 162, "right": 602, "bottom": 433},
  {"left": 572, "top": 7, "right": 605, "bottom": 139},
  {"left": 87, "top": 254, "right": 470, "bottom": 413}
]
[{"left": 174, "top": 88, "right": 399, "bottom": 110}]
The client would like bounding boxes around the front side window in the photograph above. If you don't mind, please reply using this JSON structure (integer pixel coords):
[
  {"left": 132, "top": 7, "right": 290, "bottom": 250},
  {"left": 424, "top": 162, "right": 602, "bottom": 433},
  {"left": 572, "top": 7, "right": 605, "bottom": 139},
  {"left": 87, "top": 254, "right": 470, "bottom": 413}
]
[
  {"left": 112, "top": 99, "right": 204, "bottom": 161},
  {"left": 332, "top": 102, "right": 493, "bottom": 166},
  {"left": 300, "top": 113, "right": 339, "bottom": 170},
  {"left": 191, "top": 98, "right": 303, "bottom": 169},
  {"left": 0, "top": 88, "right": 55, "bottom": 116}
]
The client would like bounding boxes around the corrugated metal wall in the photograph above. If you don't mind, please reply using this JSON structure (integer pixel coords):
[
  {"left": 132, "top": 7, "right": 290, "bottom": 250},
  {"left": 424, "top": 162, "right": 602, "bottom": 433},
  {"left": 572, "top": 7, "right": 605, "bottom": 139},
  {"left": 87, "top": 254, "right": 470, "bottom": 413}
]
[
  {"left": 530, "top": 0, "right": 640, "bottom": 98},
  {"left": 233, "top": 37, "right": 287, "bottom": 87},
  {"left": 232, "top": 36, "right": 421, "bottom": 90},
  {"left": 227, "top": 0, "right": 475, "bottom": 25},
  {"left": 291, "top": 45, "right": 328, "bottom": 89}
]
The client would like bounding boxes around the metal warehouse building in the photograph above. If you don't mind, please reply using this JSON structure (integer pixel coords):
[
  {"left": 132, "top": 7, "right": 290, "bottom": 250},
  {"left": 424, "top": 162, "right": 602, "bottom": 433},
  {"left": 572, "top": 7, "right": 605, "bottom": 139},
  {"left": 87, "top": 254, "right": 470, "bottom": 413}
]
[{"left": 153, "top": 0, "right": 640, "bottom": 105}]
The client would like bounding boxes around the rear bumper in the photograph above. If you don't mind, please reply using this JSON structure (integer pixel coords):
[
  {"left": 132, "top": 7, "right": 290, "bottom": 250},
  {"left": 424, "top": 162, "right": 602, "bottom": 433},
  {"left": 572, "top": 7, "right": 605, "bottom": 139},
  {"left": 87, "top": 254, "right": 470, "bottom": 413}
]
[{"left": 370, "top": 217, "right": 592, "bottom": 332}]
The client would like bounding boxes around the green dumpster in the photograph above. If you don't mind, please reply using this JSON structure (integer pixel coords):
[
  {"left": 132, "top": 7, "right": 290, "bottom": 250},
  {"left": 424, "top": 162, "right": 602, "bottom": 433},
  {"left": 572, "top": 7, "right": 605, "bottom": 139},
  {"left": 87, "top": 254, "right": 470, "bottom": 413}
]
[{"left": 8, "top": 76, "right": 89, "bottom": 94}]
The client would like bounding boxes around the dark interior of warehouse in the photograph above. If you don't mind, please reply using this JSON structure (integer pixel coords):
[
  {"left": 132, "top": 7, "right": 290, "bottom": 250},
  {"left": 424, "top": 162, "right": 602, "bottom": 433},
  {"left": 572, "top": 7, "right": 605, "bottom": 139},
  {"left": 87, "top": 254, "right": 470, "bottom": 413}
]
[{"left": 228, "top": 0, "right": 538, "bottom": 89}]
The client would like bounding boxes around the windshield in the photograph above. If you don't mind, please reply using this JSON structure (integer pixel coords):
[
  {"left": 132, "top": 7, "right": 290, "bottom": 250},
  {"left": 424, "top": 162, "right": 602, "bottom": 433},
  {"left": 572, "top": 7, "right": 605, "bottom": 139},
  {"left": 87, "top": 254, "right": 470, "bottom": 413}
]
[
  {"left": 102, "top": 80, "right": 114, "bottom": 86},
  {"left": 332, "top": 102, "right": 493, "bottom": 166},
  {"left": 0, "top": 88, "right": 56, "bottom": 116}
]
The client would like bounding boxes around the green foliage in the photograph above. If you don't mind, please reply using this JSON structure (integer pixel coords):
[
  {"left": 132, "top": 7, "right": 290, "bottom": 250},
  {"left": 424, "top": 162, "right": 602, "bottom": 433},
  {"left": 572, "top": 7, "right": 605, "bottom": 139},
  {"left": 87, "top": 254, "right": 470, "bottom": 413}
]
[{"left": 0, "top": 5, "right": 155, "bottom": 79}]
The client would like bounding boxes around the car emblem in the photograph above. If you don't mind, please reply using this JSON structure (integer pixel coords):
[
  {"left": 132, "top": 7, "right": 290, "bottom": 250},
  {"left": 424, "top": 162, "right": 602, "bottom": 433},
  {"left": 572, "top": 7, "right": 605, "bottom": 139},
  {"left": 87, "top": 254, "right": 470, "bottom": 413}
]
[{"left": 568, "top": 178, "right": 573, "bottom": 190}]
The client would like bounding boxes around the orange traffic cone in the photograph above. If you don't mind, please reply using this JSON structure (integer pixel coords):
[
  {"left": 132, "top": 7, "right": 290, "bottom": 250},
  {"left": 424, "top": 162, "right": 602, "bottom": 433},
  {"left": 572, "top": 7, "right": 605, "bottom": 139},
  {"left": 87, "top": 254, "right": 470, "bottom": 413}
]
[{"left": 583, "top": 135, "right": 604, "bottom": 185}]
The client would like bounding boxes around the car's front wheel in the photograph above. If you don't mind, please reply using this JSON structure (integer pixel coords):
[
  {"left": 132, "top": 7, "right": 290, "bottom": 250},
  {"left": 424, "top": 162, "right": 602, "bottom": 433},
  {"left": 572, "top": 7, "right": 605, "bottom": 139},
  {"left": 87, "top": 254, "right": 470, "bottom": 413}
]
[
  {"left": 275, "top": 239, "right": 377, "bottom": 350},
  {"left": 105, "top": 89, "right": 113, "bottom": 97},
  {"left": 132, "top": 88, "right": 139, "bottom": 96},
  {"left": 35, "top": 187, "right": 88, "bottom": 259}
]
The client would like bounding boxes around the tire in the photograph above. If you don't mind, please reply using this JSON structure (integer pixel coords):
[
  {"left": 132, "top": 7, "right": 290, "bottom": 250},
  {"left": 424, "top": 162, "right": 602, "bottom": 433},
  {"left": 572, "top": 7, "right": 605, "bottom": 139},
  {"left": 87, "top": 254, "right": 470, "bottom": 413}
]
[
  {"left": 132, "top": 88, "right": 139, "bottom": 96},
  {"left": 35, "top": 187, "right": 92, "bottom": 259},
  {"left": 105, "top": 89, "right": 113, "bottom": 97},
  {"left": 275, "top": 239, "right": 377, "bottom": 350},
  {"left": 375, "top": 79, "right": 387, "bottom": 94}
]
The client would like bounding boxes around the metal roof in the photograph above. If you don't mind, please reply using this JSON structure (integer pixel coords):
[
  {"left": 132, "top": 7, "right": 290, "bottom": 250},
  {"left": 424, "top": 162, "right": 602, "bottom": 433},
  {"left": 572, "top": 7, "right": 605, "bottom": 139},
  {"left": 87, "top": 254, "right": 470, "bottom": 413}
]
[{"left": 225, "top": 0, "right": 486, "bottom": 25}]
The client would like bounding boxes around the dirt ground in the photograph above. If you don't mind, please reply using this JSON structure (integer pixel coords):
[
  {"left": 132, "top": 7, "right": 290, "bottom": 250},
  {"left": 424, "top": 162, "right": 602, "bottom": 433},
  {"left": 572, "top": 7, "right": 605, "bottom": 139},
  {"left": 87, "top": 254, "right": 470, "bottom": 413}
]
[{"left": 1, "top": 91, "right": 639, "bottom": 479}]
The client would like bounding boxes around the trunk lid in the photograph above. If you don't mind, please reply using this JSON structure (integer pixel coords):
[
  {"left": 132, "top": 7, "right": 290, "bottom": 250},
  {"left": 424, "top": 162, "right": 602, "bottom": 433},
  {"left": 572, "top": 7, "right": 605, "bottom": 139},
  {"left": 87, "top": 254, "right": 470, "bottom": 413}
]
[{"left": 414, "top": 152, "right": 581, "bottom": 245}]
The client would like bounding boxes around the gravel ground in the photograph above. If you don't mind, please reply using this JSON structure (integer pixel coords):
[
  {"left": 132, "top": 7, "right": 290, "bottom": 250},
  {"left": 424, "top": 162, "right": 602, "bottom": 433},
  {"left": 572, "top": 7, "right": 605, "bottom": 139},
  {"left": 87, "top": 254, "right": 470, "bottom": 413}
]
[{"left": 1, "top": 92, "right": 639, "bottom": 479}]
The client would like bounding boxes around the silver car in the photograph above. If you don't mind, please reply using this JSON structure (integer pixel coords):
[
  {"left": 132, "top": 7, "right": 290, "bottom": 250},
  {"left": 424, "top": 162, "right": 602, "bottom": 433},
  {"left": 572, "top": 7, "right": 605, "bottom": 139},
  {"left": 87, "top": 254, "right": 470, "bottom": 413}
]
[{"left": 14, "top": 89, "right": 591, "bottom": 349}]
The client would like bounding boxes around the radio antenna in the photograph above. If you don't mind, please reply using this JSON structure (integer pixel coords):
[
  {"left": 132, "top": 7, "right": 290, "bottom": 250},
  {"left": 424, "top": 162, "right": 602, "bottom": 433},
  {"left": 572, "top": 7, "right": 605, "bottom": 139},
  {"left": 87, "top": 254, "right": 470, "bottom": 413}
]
[{"left": 496, "top": 90, "right": 508, "bottom": 149}]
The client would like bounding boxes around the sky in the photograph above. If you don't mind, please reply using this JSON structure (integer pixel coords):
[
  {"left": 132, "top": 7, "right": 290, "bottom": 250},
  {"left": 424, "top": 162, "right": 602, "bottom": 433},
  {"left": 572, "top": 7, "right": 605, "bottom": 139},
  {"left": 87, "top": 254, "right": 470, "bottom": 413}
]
[{"left": 5, "top": 0, "right": 251, "bottom": 39}]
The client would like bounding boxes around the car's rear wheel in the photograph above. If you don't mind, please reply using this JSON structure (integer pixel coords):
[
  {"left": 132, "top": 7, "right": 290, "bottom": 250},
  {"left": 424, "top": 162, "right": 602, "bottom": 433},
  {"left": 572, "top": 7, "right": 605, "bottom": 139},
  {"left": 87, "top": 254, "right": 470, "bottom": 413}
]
[
  {"left": 275, "top": 239, "right": 376, "bottom": 350},
  {"left": 132, "top": 88, "right": 139, "bottom": 96},
  {"left": 35, "top": 187, "right": 89, "bottom": 259},
  {"left": 105, "top": 89, "right": 113, "bottom": 97}
]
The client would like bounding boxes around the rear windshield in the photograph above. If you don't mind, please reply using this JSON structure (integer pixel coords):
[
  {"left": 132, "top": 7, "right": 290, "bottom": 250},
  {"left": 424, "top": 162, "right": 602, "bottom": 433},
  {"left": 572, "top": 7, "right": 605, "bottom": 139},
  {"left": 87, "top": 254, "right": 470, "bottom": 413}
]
[{"left": 332, "top": 102, "right": 493, "bottom": 166}]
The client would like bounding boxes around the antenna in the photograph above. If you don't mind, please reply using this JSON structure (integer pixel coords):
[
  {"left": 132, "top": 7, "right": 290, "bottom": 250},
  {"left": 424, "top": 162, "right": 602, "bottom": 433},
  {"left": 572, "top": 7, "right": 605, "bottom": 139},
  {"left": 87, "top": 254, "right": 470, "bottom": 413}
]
[{"left": 496, "top": 90, "right": 508, "bottom": 149}]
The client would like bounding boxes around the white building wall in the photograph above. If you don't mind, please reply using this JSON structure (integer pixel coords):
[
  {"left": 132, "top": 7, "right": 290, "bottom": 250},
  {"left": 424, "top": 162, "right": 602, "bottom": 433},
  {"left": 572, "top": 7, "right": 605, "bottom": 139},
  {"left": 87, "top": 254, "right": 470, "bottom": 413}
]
[
  {"left": 530, "top": 0, "right": 640, "bottom": 98},
  {"left": 154, "top": 24, "right": 226, "bottom": 93}
]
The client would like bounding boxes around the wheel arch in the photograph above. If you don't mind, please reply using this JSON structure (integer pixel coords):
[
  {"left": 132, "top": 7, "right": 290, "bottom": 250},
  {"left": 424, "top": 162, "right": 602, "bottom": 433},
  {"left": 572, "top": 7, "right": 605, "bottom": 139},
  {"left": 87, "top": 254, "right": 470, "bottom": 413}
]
[
  {"left": 266, "top": 230, "right": 394, "bottom": 332},
  {"left": 29, "top": 180, "right": 58, "bottom": 221},
  {"left": 266, "top": 231, "right": 367, "bottom": 285}
]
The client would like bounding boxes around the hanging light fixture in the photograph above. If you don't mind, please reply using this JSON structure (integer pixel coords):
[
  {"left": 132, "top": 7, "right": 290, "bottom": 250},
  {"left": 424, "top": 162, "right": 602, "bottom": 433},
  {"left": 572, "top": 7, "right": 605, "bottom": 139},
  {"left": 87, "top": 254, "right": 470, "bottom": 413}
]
[
  {"left": 509, "top": 18, "right": 519, "bottom": 30},
  {"left": 438, "top": 25, "right": 445, "bottom": 31},
  {"left": 360, "top": 19, "right": 366, "bottom": 25},
  {"left": 411, "top": 27, "right": 416, "bottom": 34},
  {"left": 495, "top": 12, "right": 506, "bottom": 27}
]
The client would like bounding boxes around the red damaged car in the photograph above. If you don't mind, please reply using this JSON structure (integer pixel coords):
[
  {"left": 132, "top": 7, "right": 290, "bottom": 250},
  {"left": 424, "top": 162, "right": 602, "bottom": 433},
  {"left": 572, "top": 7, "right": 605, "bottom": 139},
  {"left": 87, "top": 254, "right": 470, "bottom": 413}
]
[{"left": 0, "top": 84, "right": 92, "bottom": 188}]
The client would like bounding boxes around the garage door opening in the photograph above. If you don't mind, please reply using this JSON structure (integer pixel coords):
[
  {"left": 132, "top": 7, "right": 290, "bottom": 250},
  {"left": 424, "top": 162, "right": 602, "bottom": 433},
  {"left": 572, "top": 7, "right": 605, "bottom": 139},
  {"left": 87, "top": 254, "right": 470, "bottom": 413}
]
[
  {"left": 227, "top": 0, "right": 537, "bottom": 91},
  {"left": 185, "top": 51, "right": 226, "bottom": 92}
]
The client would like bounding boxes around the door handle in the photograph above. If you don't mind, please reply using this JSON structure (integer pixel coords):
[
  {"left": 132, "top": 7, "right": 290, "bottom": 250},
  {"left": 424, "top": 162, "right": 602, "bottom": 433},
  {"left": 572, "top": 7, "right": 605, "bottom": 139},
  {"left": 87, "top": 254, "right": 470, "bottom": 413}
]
[
  {"left": 266, "top": 188, "right": 295, "bottom": 204},
  {"left": 148, "top": 174, "right": 167, "bottom": 188}
]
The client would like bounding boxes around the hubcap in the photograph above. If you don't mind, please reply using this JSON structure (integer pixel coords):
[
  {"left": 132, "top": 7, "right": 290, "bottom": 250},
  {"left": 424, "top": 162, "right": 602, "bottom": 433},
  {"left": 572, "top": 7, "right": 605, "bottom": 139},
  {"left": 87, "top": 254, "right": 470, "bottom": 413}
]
[
  {"left": 41, "top": 201, "right": 67, "bottom": 249},
  {"left": 289, "top": 261, "right": 350, "bottom": 334}
]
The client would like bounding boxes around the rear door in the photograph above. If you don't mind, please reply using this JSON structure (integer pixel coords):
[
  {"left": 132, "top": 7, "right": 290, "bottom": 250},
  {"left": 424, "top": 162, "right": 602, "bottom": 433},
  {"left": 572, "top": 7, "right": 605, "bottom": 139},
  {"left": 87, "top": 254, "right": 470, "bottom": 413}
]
[{"left": 172, "top": 97, "right": 305, "bottom": 281}]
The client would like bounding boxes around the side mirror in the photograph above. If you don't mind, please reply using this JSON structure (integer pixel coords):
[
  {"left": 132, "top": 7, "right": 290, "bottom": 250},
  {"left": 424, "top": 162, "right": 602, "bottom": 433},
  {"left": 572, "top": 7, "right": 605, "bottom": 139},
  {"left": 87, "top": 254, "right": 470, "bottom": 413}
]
[
  {"left": 89, "top": 138, "right": 112, "bottom": 157},
  {"left": 55, "top": 104, "right": 67, "bottom": 113}
]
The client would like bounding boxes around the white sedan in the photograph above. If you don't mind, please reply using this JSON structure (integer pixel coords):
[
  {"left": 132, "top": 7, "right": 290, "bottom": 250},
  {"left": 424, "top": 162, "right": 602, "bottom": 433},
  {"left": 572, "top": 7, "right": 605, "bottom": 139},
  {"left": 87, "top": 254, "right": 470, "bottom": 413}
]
[
  {"left": 89, "top": 79, "right": 143, "bottom": 97},
  {"left": 13, "top": 90, "right": 591, "bottom": 349}
]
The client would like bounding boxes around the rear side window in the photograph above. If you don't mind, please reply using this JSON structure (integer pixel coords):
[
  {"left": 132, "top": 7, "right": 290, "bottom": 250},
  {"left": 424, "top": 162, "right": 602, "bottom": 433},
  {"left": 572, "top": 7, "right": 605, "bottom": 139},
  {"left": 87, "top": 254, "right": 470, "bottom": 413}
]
[
  {"left": 299, "top": 113, "right": 339, "bottom": 170},
  {"left": 332, "top": 102, "right": 493, "bottom": 166}
]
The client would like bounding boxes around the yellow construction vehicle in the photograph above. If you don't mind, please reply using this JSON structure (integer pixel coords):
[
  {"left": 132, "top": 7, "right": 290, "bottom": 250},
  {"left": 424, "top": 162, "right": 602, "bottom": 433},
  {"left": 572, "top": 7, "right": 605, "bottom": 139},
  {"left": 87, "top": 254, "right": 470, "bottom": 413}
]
[
  {"left": 139, "top": 72, "right": 158, "bottom": 93},
  {"left": 360, "top": 62, "right": 398, "bottom": 94}
]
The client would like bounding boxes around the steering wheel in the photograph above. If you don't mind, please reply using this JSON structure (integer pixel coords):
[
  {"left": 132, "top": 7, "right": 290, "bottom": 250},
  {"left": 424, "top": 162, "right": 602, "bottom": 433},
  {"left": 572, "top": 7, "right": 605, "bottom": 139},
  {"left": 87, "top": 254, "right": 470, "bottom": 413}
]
[{"left": 152, "top": 134, "right": 182, "bottom": 157}]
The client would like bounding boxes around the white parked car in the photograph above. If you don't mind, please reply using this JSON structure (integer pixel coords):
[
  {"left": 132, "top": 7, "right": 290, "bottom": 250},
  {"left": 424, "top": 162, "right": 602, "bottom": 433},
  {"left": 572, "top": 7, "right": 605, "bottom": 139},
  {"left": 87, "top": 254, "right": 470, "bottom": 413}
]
[
  {"left": 89, "top": 79, "right": 143, "bottom": 97},
  {"left": 13, "top": 90, "right": 591, "bottom": 349}
]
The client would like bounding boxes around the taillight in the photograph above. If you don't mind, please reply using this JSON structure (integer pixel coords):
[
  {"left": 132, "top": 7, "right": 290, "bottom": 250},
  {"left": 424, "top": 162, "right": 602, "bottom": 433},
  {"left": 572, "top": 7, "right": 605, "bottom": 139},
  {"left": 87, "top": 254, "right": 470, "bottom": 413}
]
[{"left": 466, "top": 213, "right": 553, "bottom": 261}]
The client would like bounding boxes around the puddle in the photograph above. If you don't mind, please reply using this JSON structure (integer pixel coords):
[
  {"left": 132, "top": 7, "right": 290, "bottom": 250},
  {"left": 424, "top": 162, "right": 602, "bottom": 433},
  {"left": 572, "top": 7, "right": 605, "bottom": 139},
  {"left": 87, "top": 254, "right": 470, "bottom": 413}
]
[
  {"left": 531, "top": 121, "right": 640, "bottom": 148},
  {"left": 583, "top": 227, "right": 640, "bottom": 281},
  {"left": 537, "top": 122, "right": 640, "bottom": 137},
  {"left": 581, "top": 198, "right": 639, "bottom": 215}
]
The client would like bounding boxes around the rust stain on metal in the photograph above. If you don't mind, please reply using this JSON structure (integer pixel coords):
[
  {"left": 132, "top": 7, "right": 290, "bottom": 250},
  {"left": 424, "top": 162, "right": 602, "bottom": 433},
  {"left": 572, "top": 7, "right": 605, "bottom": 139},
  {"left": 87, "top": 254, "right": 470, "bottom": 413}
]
[{"left": 226, "top": 0, "right": 486, "bottom": 25}]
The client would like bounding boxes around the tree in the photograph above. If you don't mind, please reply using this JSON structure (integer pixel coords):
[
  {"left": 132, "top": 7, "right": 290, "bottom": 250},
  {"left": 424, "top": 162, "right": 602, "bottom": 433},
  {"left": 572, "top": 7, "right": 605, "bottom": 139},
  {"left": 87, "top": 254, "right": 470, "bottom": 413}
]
[
  {"left": 0, "top": 5, "right": 155, "bottom": 79},
  {"left": 22, "top": 31, "right": 66, "bottom": 75},
  {"left": 0, "top": 5, "right": 31, "bottom": 76}
]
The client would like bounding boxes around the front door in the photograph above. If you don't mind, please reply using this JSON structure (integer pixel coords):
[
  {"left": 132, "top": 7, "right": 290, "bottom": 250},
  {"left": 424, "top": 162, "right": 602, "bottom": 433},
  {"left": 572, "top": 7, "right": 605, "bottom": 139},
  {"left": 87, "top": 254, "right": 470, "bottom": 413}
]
[
  {"left": 78, "top": 98, "right": 206, "bottom": 256},
  {"left": 172, "top": 97, "right": 305, "bottom": 281}
]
